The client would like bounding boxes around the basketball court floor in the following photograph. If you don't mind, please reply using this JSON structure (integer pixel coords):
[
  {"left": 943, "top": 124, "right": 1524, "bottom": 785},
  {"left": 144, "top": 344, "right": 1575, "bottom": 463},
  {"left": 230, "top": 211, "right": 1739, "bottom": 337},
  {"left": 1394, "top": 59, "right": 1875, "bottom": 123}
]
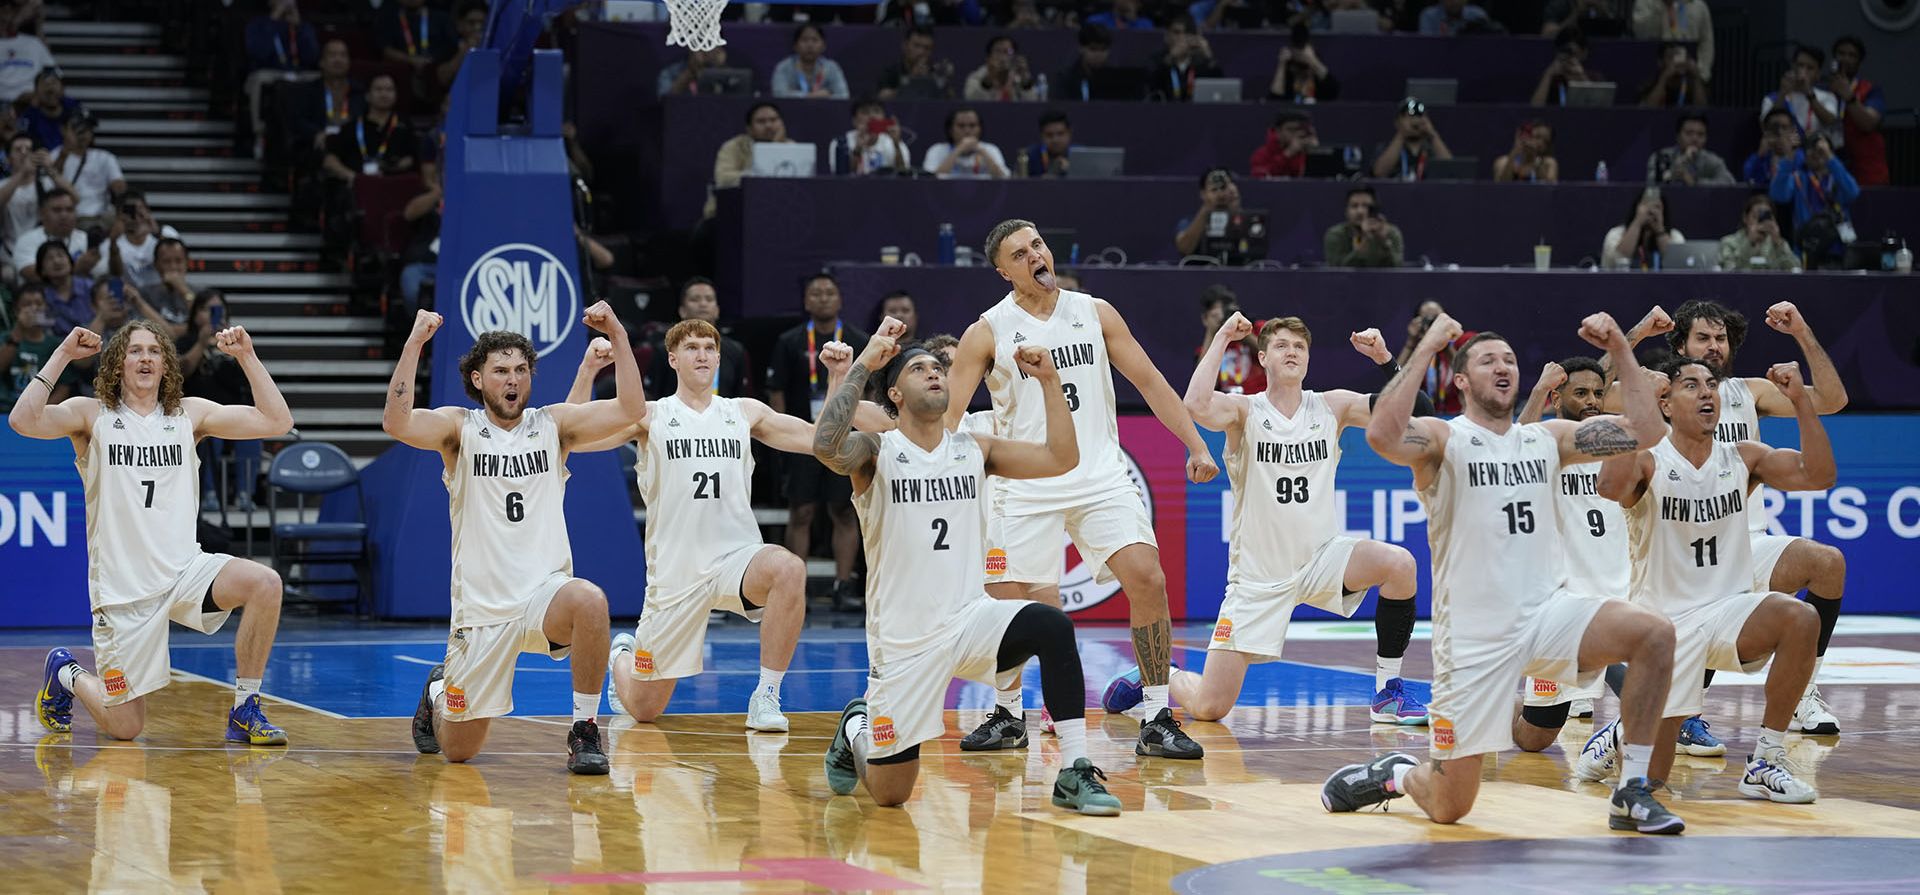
[{"left": 5, "top": 615, "right": 1920, "bottom": 893}]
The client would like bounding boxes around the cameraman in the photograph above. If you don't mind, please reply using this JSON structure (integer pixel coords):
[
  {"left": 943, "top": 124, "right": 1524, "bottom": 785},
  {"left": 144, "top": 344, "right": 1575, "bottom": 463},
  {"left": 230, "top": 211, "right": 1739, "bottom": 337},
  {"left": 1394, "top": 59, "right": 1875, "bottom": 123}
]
[
  {"left": 1716, "top": 193, "right": 1796, "bottom": 271},
  {"left": 1174, "top": 167, "right": 1244, "bottom": 259},
  {"left": 94, "top": 190, "right": 179, "bottom": 291},
  {"left": 1323, "top": 185, "right": 1403, "bottom": 268},
  {"left": 1760, "top": 44, "right": 1841, "bottom": 151},
  {"left": 829, "top": 98, "right": 910, "bottom": 176},
  {"left": 1371, "top": 98, "right": 1452, "bottom": 181},
  {"left": 1267, "top": 24, "right": 1339, "bottom": 103},
  {"left": 1768, "top": 132, "right": 1858, "bottom": 265}
]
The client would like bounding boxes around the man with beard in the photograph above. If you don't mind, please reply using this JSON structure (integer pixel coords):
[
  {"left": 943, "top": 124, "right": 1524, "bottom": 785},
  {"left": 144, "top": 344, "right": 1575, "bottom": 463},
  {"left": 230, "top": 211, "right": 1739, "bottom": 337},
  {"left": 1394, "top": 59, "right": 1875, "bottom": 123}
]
[
  {"left": 944, "top": 219, "right": 1220, "bottom": 760},
  {"left": 384, "top": 306, "right": 643, "bottom": 775},
  {"left": 13, "top": 320, "right": 295, "bottom": 745},
  {"left": 1320, "top": 313, "right": 1687, "bottom": 834}
]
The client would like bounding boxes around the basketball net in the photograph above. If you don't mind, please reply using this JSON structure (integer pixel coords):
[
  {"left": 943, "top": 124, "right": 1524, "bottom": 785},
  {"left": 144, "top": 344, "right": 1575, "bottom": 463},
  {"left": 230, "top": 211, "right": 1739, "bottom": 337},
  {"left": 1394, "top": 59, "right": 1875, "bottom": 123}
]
[{"left": 664, "top": 0, "right": 728, "bottom": 51}]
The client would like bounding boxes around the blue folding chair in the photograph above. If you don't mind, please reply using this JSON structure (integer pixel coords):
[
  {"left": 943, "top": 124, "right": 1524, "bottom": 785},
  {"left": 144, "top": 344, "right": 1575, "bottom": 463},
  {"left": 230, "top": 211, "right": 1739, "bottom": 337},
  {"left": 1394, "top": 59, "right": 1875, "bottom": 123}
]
[{"left": 267, "top": 442, "right": 371, "bottom": 613}]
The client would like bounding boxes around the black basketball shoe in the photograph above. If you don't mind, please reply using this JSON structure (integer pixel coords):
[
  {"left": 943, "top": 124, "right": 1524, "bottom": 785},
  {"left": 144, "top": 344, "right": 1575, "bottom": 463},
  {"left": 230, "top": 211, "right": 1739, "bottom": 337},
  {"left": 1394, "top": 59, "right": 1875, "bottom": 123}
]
[
  {"left": 568, "top": 719, "right": 610, "bottom": 775},
  {"left": 412, "top": 664, "right": 444, "bottom": 754}
]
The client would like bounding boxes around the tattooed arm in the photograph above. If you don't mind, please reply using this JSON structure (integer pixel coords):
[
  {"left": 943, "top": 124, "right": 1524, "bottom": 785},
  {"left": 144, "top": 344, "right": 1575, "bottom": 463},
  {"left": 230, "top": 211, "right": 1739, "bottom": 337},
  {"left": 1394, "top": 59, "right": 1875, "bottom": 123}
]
[
  {"left": 1367, "top": 312, "right": 1455, "bottom": 485},
  {"left": 813, "top": 336, "right": 899, "bottom": 494},
  {"left": 1556, "top": 312, "right": 1666, "bottom": 464},
  {"left": 382, "top": 310, "right": 462, "bottom": 462}
]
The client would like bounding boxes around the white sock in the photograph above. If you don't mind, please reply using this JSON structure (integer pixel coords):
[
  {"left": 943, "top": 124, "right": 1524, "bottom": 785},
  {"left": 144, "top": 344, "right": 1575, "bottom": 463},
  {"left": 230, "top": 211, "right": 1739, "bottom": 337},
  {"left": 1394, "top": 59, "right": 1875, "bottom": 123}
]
[
  {"left": 572, "top": 690, "right": 598, "bottom": 723},
  {"left": 1809, "top": 657, "right": 1824, "bottom": 692},
  {"left": 843, "top": 712, "right": 870, "bottom": 760},
  {"left": 1618, "top": 742, "right": 1652, "bottom": 786},
  {"left": 429, "top": 678, "right": 447, "bottom": 705},
  {"left": 57, "top": 662, "right": 86, "bottom": 691},
  {"left": 1055, "top": 717, "right": 1088, "bottom": 766},
  {"left": 1376, "top": 657, "right": 1404, "bottom": 692},
  {"left": 1390, "top": 761, "right": 1415, "bottom": 793},
  {"left": 1756, "top": 726, "right": 1787, "bottom": 762},
  {"left": 1139, "top": 684, "right": 1170, "bottom": 717},
  {"left": 996, "top": 681, "right": 1023, "bottom": 713},
  {"left": 234, "top": 677, "right": 261, "bottom": 708},
  {"left": 755, "top": 667, "right": 785, "bottom": 696}
]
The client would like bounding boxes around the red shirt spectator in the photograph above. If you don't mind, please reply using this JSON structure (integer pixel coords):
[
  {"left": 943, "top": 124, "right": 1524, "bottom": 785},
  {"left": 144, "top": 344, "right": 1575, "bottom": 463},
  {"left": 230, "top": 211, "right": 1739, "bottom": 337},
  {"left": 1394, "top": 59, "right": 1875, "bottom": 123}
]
[{"left": 1250, "top": 111, "right": 1315, "bottom": 179}]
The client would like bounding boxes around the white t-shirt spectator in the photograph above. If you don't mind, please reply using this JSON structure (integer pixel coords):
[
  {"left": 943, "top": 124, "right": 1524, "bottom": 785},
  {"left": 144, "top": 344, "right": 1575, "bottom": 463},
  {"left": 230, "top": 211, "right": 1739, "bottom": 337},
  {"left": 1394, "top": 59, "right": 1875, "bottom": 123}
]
[
  {"left": 834, "top": 131, "right": 911, "bottom": 175},
  {"left": 1602, "top": 225, "right": 1685, "bottom": 268},
  {"left": 91, "top": 224, "right": 182, "bottom": 285},
  {"left": 58, "top": 148, "right": 125, "bottom": 219},
  {"left": 2, "top": 171, "right": 55, "bottom": 254},
  {"left": 1760, "top": 89, "right": 1843, "bottom": 151},
  {"left": 0, "top": 35, "right": 55, "bottom": 105},
  {"left": 10, "top": 226, "right": 87, "bottom": 274},
  {"left": 921, "top": 141, "right": 1007, "bottom": 179}
]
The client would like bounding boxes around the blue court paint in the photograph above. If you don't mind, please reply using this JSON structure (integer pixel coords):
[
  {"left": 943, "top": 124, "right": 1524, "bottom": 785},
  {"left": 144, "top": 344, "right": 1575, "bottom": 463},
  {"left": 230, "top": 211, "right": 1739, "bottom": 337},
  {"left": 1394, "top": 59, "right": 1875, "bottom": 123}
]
[{"left": 164, "top": 625, "right": 1426, "bottom": 719}]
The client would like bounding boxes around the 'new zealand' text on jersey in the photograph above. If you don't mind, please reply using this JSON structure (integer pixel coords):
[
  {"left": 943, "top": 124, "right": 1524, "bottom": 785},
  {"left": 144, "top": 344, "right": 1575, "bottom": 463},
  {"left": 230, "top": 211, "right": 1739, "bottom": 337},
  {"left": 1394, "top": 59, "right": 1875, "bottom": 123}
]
[
  {"left": 854, "top": 429, "right": 989, "bottom": 664},
  {"left": 1714, "top": 377, "right": 1771, "bottom": 534},
  {"left": 1419, "top": 417, "right": 1567, "bottom": 646},
  {"left": 1555, "top": 460, "right": 1628, "bottom": 597},
  {"left": 1226, "top": 392, "right": 1342, "bottom": 587},
  {"left": 79, "top": 405, "right": 200, "bottom": 607},
  {"left": 980, "top": 290, "right": 1132, "bottom": 514},
  {"left": 636, "top": 395, "right": 761, "bottom": 595},
  {"left": 1627, "top": 438, "right": 1755, "bottom": 616},
  {"left": 444, "top": 407, "right": 571, "bottom": 627}
]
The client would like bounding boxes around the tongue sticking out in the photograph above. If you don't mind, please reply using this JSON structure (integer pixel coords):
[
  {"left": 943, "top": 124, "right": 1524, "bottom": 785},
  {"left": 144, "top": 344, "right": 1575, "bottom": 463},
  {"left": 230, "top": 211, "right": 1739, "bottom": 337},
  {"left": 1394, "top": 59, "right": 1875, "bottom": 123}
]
[{"left": 1033, "top": 266, "right": 1055, "bottom": 290}]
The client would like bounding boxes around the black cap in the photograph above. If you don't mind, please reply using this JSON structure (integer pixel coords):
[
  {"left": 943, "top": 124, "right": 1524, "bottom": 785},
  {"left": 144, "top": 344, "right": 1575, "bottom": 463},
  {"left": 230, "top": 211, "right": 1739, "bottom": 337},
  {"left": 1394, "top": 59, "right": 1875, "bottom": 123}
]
[
  {"left": 1399, "top": 96, "right": 1427, "bottom": 117},
  {"left": 34, "top": 65, "right": 61, "bottom": 84},
  {"left": 68, "top": 110, "right": 98, "bottom": 131}
]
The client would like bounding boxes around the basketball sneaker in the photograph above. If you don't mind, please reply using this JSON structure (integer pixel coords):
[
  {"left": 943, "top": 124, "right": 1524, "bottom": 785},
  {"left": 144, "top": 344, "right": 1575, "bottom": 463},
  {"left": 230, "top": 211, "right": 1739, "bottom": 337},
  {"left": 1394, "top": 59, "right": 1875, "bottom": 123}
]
[
  {"left": 1320, "top": 751, "right": 1417, "bottom": 812},
  {"left": 1609, "top": 778, "right": 1685, "bottom": 834},
  {"left": 412, "top": 663, "right": 444, "bottom": 754},
  {"left": 1052, "top": 758, "right": 1123, "bottom": 816},
  {"left": 746, "top": 689, "right": 789, "bottom": 733},
  {"left": 824, "top": 698, "right": 867, "bottom": 796},
  {"left": 1137, "top": 708, "right": 1203, "bottom": 759},
  {"left": 1792, "top": 686, "right": 1840, "bottom": 736},
  {"left": 226, "top": 695, "right": 288, "bottom": 746},
  {"left": 1571, "top": 698, "right": 1595, "bottom": 720},
  {"left": 1369, "top": 678, "right": 1429, "bottom": 725},
  {"left": 1572, "top": 718, "right": 1620, "bottom": 782},
  {"left": 36, "top": 648, "right": 76, "bottom": 733},
  {"left": 1739, "top": 753, "right": 1816, "bottom": 803},
  {"left": 1101, "top": 666, "right": 1144, "bottom": 715},
  {"left": 606, "top": 633, "right": 634, "bottom": 715},
  {"left": 1676, "top": 716, "right": 1725, "bottom": 756},
  {"left": 568, "top": 719, "right": 609, "bottom": 775},
  {"left": 960, "top": 704, "right": 1028, "bottom": 751}
]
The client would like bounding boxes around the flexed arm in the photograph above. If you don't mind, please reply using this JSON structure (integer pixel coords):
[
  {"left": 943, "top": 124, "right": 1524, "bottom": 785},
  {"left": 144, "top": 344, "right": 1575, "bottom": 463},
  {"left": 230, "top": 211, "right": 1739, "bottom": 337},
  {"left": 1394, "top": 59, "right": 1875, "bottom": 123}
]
[
  {"left": 381, "top": 310, "right": 461, "bottom": 455},
  {"left": 814, "top": 333, "right": 900, "bottom": 493}
]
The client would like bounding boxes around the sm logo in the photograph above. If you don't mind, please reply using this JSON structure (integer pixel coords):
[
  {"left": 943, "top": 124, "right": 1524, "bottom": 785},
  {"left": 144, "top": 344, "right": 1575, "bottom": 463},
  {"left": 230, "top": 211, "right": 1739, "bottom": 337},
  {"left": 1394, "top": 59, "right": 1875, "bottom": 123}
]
[{"left": 460, "top": 243, "right": 579, "bottom": 357}]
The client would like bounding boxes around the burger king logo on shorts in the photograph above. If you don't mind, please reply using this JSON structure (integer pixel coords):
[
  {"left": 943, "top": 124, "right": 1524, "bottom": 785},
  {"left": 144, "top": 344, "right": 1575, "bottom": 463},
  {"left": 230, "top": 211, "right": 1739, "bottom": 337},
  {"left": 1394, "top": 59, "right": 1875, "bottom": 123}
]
[
  {"left": 445, "top": 685, "right": 468, "bottom": 714},
  {"left": 1532, "top": 678, "right": 1560, "bottom": 699},
  {"left": 871, "top": 716, "right": 897, "bottom": 747},
  {"left": 102, "top": 668, "right": 128, "bottom": 697},
  {"left": 634, "top": 650, "right": 656, "bottom": 674},
  {"left": 1430, "top": 716, "right": 1455, "bottom": 752},
  {"left": 1212, "top": 617, "right": 1233, "bottom": 642},
  {"left": 985, "top": 548, "right": 1007, "bottom": 577}
]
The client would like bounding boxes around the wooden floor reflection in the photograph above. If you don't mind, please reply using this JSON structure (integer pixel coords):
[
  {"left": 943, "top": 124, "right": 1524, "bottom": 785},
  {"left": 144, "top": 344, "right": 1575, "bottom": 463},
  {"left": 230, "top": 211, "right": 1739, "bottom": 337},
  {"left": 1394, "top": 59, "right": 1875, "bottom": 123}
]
[{"left": 3, "top": 647, "right": 1918, "bottom": 893}]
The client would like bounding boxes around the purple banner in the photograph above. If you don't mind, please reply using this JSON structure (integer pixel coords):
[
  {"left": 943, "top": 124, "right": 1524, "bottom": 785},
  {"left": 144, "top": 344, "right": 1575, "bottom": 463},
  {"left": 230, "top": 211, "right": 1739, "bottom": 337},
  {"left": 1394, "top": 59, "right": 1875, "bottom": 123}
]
[{"left": 815, "top": 263, "right": 1920, "bottom": 411}]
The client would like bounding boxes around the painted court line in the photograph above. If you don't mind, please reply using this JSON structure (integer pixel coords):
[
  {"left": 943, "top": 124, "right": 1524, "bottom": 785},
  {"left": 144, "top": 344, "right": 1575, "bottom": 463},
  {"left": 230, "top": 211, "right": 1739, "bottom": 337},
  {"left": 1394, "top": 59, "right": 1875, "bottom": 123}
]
[{"left": 170, "top": 666, "right": 350, "bottom": 719}]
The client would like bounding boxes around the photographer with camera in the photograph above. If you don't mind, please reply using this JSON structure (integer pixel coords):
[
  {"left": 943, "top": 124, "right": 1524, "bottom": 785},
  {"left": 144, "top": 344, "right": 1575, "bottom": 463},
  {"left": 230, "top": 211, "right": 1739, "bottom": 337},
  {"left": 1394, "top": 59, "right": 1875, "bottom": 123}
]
[
  {"left": 1323, "top": 185, "right": 1404, "bottom": 268},
  {"left": 829, "top": 98, "right": 911, "bottom": 176},
  {"left": 94, "top": 190, "right": 179, "bottom": 291},
  {"left": 1493, "top": 119, "right": 1559, "bottom": 183},
  {"left": 1, "top": 287, "right": 72, "bottom": 410},
  {"left": 1175, "top": 167, "right": 1246, "bottom": 259},
  {"left": 0, "top": 132, "right": 69, "bottom": 278},
  {"left": 1371, "top": 98, "right": 1452, "bottom": 181},
  {"left": 1637, "top": 41, "right": 1708, "bottom": 108},
  {"left": 1531, "top": 27, "right": 1605, "bottom": 107},
  {"left": 1647, "top": 113, "right": 1733, "bottom": 185},
  {"left": 1268, "top": 24, "right": 1339, "bottom": 103},
  {"left": 1768, "top": 132, "right": 1858, "bottom": 267},
  {"left": 964, "top": 34, "right": 1041, "bottom": 102},
  {"left": 1250, "top": 111, "right": 1317, "bottom": 179},
  {"left": 1602, "top": 187, "right": 1683, "bottom": 269},
  {"left": 1760, "top": 44, "right": 1841, "bottom": 152},
  {"left": 1716, "top": 193, "right": 1797, "bottom": 272},
  {"left": 1149, "top": 15, "right": 1223, "bottom": 102}
]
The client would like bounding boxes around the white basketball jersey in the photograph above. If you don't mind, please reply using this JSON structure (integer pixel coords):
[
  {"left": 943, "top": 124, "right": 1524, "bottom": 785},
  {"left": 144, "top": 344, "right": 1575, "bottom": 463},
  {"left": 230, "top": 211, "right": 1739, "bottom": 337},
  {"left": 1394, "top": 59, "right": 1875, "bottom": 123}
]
[
  {"left": 1420, "top": 417, "right": 1566, "bottom": 645},
  {"left": 1715, "top": 377, "right": 1771, "bottom": 533},
  {"left": 444, "top": 407, "right": 571, "bottom": 626},
  {"left": 1555, "top": 460, "right": 1628, "bottom": 597},
  {"left": 1627, "top": 438, "right": 1755, "bottom": 616},
  {"left": 1227, "top": 391, "right": 1342, "bottom": 587},
  {"left": 854, "top": 429, "right": 989, "bottom": 664},
  {"left": 979, "top": 290, "right": 1132, "bottom": 513},
  {"left": 79, "top": 405, "right": 200, "bottom": 607},
  {"left": 636, "top": 395, "right": 761, "bottom": 592}
]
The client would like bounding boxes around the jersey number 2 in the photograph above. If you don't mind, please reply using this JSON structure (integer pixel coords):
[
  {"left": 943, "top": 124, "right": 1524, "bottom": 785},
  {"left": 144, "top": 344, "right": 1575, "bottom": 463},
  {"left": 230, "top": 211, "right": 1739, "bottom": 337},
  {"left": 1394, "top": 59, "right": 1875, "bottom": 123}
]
[{"left": 931, "top": 518, "right": 951, "bottom": 550}]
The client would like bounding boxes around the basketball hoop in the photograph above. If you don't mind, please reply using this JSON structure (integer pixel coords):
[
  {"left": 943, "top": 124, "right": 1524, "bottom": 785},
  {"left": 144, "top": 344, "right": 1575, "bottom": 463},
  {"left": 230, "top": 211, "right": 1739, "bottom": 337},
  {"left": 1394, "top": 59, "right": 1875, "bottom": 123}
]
[{"left": 663, "top": 0, "right": 728, "bottom": 52}]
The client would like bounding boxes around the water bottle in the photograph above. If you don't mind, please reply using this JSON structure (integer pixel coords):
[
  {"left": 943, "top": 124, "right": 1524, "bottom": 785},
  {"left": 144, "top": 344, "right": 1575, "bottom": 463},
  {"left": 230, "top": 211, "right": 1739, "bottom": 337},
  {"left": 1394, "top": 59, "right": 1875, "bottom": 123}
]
[
  {"left": 1594, "top": 160, "right": 1609, "bottom": 183},
  {"left": 937, "top": 222, "right": 956, "bottom": 265},
  {"left": 1034, "top": 73, "right": 1049, "bottom": 99},
  {"left": 1897, "top": 240, "right": 1913, "bottom": 274}
]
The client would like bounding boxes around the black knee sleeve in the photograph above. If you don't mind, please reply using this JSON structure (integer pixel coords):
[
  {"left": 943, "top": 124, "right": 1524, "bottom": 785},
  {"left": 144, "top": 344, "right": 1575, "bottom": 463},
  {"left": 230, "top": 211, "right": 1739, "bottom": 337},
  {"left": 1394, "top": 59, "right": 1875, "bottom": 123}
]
[
  {"left": 995, "top": 603, "right": 1085, "bottom": 723},
  {"left": 1809, "top": 592, "right": 1841, "bottom": 655},
  {"left": 1604, "top": 663, "right": 1628, "bottom": 698},
  {"left": 201, "top": 587, "right": 221, "bottom": 616},
  {"left": 1521, "top": 701, "right": 1571, "bottom": 730},
  {"left": 1702, "top": 668, "right": 1715, "bottom": 689},
  {"left": 1374, "top": 597, "right": 1416, "bottom": 659},
  {"left": 868, "top": 744, "right": 920, "bottom": 766}
]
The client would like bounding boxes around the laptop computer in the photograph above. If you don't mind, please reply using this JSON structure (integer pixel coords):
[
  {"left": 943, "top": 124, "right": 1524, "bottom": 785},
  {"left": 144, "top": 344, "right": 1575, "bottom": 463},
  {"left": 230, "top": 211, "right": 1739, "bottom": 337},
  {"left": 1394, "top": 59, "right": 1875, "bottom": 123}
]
[
  {"left": 1564, "top": 80, "right": 1616, "bottom": 107},
  {"left": 1405, "top": 78, "right": 1458, "bottom": 106},
  {"left": 1664, "top": 240, "right": 1722, "bottom": 270},
  {"left": 1201, "top": 209, "right": 1270, "bottom": 264},
  {"left": 696, "top": 67, "right": 753, "bottom": 96},
  {"left": 1328, "top": 8, "right": 1379, "bottom": 33},
  {"left": 1192, "top": 77, "right": 1242, "bottom": 104},
  {"left": 1424, "top": 156, "right": 1478, "bottom": 181},
  {"left": 1086, "top": 67, "right": 1149, "bottom": 101},
  {"left": 1069, "top": 146, "right": 1124, "bottom": 178},
  {"left": 1304, "top": 146, "right": 1360, "bottom": 178},
  {"left": 749, "top": 142, "right": 816, "bottom": 178}
]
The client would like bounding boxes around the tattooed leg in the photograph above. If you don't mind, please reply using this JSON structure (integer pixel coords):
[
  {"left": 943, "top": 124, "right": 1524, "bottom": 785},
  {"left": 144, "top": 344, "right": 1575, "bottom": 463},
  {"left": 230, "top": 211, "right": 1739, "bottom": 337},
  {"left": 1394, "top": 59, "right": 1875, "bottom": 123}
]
[
  {"left": 1131, "top": 619, "right": 1172, "bottom": 687},
  {"left": 1108, "top": 542, "right": 1173, "bottom": 685}
]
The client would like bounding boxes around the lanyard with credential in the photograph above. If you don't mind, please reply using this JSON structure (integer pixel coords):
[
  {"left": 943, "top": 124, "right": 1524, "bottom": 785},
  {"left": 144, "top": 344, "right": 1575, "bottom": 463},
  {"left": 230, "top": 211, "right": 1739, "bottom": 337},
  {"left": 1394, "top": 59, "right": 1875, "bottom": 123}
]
[
  {"left": 806, "top": 319, "right": 842, "bottom": 392},
  {"left": 273, "top": 25, "right": 300, "bottom": 67},
  {"left": 399, "top": 9, "right": 429, "bottom": 57},
  {"left": 357, "top": 117, "right": 395, "bottom": 163},
  {"left": 1796, "top": 170, "right": 1836, "bottom": 211},
  {"left": 324, "top": 84, "right": 350, "bottom": 122},
  {"left": 1399, "top": 147, "right": 1425, "bottom": 180}
]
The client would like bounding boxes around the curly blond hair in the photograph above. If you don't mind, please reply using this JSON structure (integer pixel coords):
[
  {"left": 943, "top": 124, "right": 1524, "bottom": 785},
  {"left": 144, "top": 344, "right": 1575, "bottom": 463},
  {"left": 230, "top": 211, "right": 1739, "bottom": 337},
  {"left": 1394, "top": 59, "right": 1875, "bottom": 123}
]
[{"left": 95, "top": 320, "right": 185, "bottom": 416}]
